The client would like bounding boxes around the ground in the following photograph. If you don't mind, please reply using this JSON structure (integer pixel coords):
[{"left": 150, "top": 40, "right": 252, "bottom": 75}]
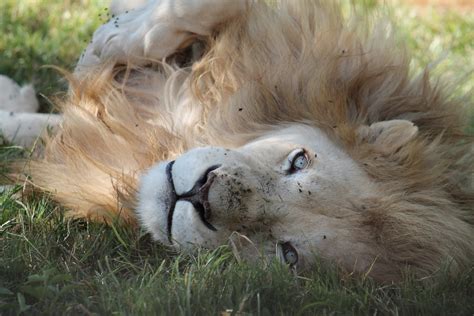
[{"left": 0, "top": 0, "right": 473, "bottom": 314}]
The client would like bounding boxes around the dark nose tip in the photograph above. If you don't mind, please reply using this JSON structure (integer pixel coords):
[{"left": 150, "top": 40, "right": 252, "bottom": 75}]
[{"left": 177, "top": 164, "right": 221, "bottom": 231}]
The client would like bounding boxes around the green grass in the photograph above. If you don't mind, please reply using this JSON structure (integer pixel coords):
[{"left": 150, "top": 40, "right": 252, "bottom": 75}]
[
  {"left": 0, "top": 0, "right": 104, "bottom": 111},
  {"left": 1, "top": 1, "right": 473, "bottom": 314},
  {"left": 1, "top": 191, "right": 473, "bottom": 315}
]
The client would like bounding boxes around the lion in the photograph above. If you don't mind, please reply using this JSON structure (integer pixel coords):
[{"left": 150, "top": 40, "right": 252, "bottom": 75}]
[
  {"left": 0, "top": 75, "right": 60, "bottom": 147},
  {"left": 19, "top": 0, "right": 473, "bottom": 282}
]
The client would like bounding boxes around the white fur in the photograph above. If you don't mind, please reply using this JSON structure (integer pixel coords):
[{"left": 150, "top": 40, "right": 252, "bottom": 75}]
[{"left": 138, "top": 161, "right": 173, "bottom": 243}]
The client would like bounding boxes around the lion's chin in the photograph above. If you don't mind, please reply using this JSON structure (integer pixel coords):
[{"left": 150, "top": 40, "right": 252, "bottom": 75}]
[
  {"left": 169, "top": 201, "right": 224, "bottom": 249},
  {"left": 137, "top": 161, "right": 173, "bottom": 245}
]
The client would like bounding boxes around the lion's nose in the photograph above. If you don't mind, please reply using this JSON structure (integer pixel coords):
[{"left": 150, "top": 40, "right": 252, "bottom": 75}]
[{"left": 177, "top": 164, "right": 221, "bottom": 230}]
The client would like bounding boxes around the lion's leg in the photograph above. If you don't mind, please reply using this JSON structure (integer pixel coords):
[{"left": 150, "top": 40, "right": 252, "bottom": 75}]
[
  {"left": 76, "top": 0, "right": 249, "bottom": 73},
  {"left": 0, "top": 111, "right": 61, "bottom": 147},
  {"left": 0, "top": 75, "right": 39, "bottom": 114},
  {"left": 0, "top": 75, "right": 60, "bottom": 148}
]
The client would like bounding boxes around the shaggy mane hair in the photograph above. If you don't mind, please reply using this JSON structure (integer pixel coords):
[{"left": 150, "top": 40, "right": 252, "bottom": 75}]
[{"left": 27, "top": 1, "right": 473, "bottom": 277}]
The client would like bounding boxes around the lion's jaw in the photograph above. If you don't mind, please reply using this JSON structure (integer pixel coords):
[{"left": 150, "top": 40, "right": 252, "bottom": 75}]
[{"left": 137, "top": 124, "right": 380, "bottom": 271}]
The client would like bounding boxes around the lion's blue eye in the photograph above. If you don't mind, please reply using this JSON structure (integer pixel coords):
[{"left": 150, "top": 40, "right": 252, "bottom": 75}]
[
  {"left": 280, "top": 242, "right": 298, "bottom": 266},
  {"left": 290, "top": 151, "right": 309, "bottom": 171},
  {"left": 284, "top": 149, "right": 310, "bottom": 173},
  {"left": 292, "top": 153, "right": 308, "bottom": 170}
]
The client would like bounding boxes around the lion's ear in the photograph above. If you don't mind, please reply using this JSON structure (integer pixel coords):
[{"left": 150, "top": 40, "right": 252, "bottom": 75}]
[{"left": 357, "top": 120, "right": 418, "bottom": 153}]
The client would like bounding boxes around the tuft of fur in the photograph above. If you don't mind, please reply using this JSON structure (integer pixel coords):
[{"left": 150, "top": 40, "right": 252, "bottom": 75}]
[{"left": 26, "top": 1, "right": 472, "bottom": 279}]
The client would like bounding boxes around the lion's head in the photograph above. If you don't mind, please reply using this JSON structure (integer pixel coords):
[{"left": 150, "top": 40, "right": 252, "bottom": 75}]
[{"left": 138, "top": 120, "right": 424, "bottom": 277}]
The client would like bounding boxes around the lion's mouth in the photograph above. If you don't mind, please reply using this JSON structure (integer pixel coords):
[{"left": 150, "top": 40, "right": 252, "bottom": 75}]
[{"left": 165, "top": 161, "right": 219, "bottom": 243}]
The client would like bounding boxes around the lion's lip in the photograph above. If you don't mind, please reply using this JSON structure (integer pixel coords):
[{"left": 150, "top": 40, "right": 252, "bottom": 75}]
[{"left": 165, "top": 160, "right": 178, "bottom": 243}]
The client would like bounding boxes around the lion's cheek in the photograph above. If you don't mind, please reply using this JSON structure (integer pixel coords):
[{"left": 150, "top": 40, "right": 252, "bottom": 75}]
[
  {"left": 206, "top": 174, "right": 253, "bottom": 222},
  {"left": 274, "top": 213, "right": 383, "bottom": 274}
]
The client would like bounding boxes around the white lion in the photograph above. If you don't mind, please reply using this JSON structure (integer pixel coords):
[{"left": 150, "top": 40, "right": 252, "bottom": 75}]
[{"left": 13, "top": 0, "right": 473, "bottom": 282}]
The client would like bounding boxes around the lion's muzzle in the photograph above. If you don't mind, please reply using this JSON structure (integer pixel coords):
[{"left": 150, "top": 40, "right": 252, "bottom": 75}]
[{"left": 166, "top": 160, "right": 221, "bottom": 242}]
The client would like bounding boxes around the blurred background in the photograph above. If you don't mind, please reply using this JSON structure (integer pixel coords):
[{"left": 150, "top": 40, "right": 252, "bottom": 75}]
[{"left": 0, "top": 0, "right": 472, "bottom": 122}]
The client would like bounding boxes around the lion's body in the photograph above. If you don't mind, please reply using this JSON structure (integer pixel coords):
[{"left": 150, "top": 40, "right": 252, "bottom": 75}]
[{"left": 28, "top": 1, "right": 473, "bottom": 282}]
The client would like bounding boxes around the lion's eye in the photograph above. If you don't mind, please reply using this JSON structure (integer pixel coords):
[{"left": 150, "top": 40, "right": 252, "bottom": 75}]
[
  {"left": 292, "top": 153, "right": 308, "bottom": 170},
  {"left": 287, "top": 149, "right": 309, "bottom": 172},
  {"left": 279, "top": 242, "right": 298, "bottom": 266}
]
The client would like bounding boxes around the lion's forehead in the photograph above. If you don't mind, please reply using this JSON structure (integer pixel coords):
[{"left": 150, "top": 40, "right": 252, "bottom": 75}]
[
  {"left": 242, "top": 124, "right": 345, "bottom": 157},
  {"left": 240, "top": 124, "right": 363, "bottom": 177}
]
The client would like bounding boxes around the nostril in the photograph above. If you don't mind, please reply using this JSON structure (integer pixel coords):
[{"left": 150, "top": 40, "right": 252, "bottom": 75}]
[
  {"left": 194, "top": 164, "right": 220, "bottom": 219},
  {"left": 197, "top": 168, "right": 218, "bottom": 217},
  {"left": 180, "top": 164, "right": 221, "bottom": 198},
  {"left": 176, "top": 164, "right": 221, "bottom": 232},
  {"left": 196, "top": 164, "right": 221, "bottom": 190}
]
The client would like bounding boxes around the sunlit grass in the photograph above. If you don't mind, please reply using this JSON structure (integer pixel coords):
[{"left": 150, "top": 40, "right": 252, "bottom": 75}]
[{"left": 0, "top": 0, "right": 104, "bottom": 110}]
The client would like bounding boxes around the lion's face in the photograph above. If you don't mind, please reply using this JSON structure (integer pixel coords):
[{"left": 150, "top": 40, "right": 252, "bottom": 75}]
[{"left": 138, "top": 124, "right": 381, "bottom": 270}]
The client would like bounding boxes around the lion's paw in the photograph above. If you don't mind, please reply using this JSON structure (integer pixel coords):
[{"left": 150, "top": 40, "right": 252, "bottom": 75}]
[
  {"left": 0, "top": 75, "right": 39, "bottom": 113},
  {"left": 76, "top": 0, "right": 249, "bottom": 72}
]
